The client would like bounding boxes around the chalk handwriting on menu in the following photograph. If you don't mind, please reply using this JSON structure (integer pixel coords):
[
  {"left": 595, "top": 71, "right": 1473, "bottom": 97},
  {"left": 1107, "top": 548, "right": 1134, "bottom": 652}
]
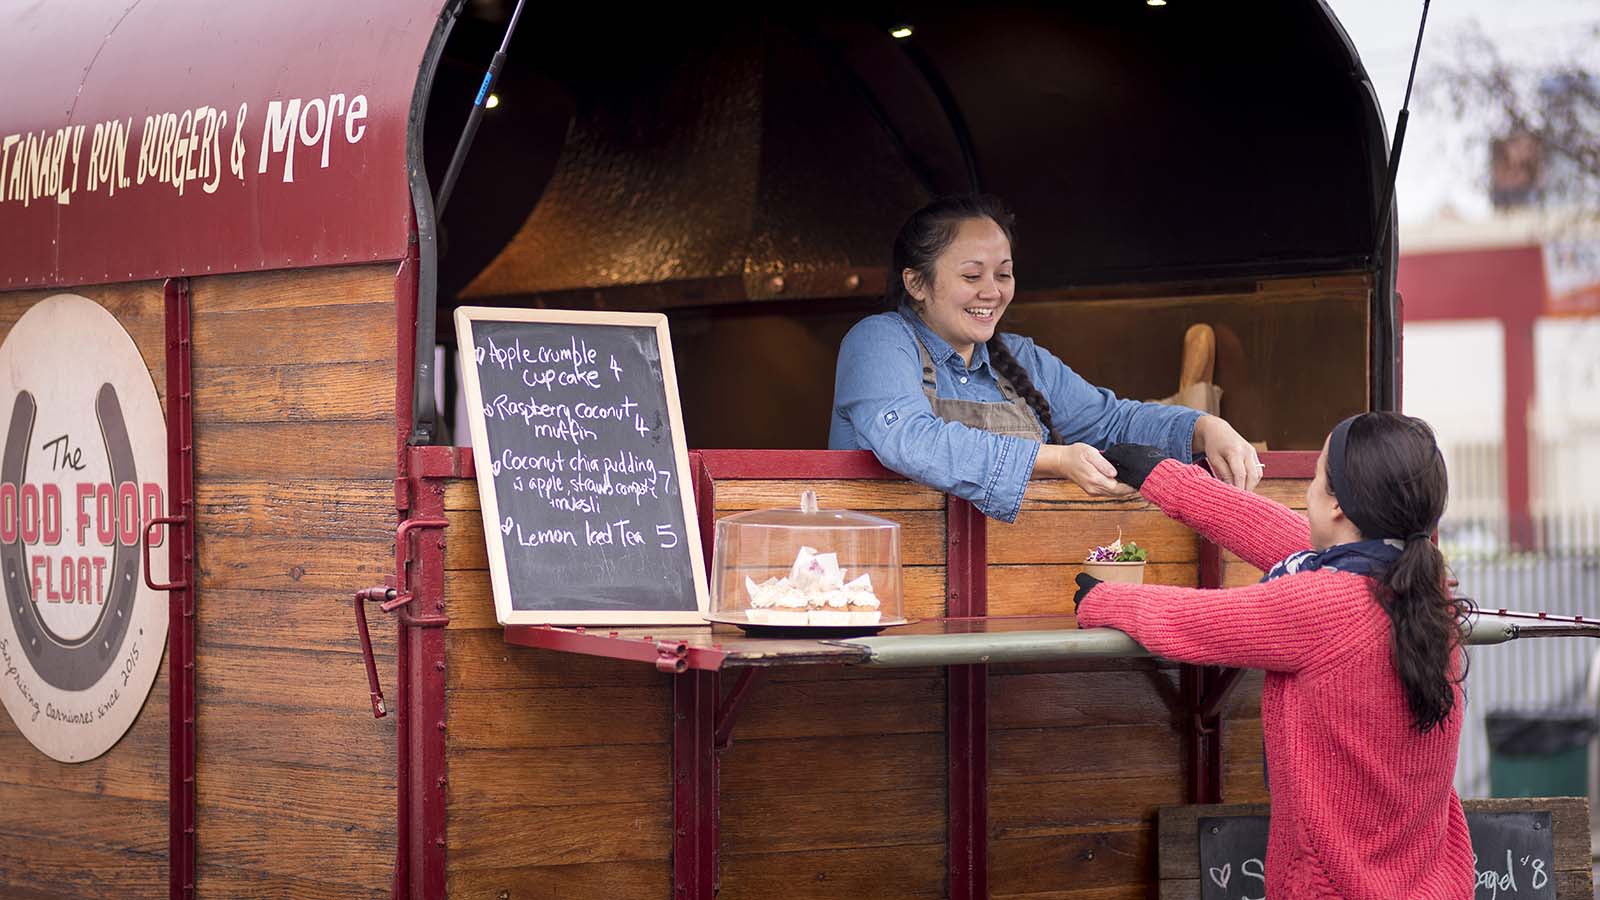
[
  {"left": 1472, "top": 849, "right": 1549, "bottom": 900},
  {"left": 459, "top": 308, "right": 704, "bottom": 623},
  {"left": 1204, "top": 857, "right": 1265, "bottom": 900},
  {"left": 1198, "top": 813, "right": 1555, "bottom": 900},
  {"left": 1204, "top": 850, "right": 1550, "bottom": 900},
  {"left": 476, "top": 335, "right": 679, "bottom": 555}
]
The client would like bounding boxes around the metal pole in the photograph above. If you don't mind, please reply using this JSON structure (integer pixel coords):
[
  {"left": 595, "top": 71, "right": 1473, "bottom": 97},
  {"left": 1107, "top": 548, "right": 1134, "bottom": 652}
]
[
  {"left": 434, "top": 0, "right": 528, "bottom": 218},
  {"left": 1372, "top": 0, "right": 1431, "bottom": 257},
  {"left": 851, "top": 628, "right": 1152, "bottom": 668},
  {"left": 844, "top": 616, "right": 1595, "bottom": 669}
]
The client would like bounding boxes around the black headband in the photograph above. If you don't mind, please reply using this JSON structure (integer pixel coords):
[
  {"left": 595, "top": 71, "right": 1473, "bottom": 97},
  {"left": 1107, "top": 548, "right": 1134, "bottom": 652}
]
[
  {"left": 1327, "top": 413, "right": 1442, "bottom": 544},
  {"left": 1326, "top": 414, "right": 1384, "bottom": 539}
]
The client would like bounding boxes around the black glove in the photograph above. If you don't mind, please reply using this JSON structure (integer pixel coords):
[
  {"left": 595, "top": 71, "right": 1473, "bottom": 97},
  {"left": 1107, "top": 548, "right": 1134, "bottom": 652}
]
[
  {"left": 1101, "top": 443, "right": 1170, "bottom": 489},
  {"left": 1073, "top": 572, "right": 1102, "bottom": 614}
]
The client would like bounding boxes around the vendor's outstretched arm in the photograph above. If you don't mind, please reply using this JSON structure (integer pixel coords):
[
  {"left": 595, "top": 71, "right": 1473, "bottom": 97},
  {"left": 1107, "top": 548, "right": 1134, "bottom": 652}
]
[{"left": 1138, "top": 459, "right": 1311, "bottom": 572}]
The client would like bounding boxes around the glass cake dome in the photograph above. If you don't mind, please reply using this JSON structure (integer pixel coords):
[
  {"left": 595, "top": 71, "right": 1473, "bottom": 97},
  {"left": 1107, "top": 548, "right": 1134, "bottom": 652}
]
[{"left": 707, "top": 490, "right": 904, "bottom": 634}]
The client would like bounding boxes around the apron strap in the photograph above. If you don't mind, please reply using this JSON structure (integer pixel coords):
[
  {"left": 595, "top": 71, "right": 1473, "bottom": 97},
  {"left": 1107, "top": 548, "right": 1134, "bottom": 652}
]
[
  {"left": 913, "top": 333, "right": 939, "bottom": 394},
  {"left": 909, "top": 329, "right": 1045, "bottom": 442},
  {"left": 915, "top": 331, "right": 1028, "bottom": 403}
]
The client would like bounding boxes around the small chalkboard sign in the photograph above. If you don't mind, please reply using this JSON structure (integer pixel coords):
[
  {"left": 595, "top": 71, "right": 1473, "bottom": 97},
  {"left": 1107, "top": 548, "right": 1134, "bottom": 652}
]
[
  {"left": 455, "top": 307, "right": 709, "bottom": 625},
  {"left": 1160, "top": 800, "right": 1576, "bottom": 900}
]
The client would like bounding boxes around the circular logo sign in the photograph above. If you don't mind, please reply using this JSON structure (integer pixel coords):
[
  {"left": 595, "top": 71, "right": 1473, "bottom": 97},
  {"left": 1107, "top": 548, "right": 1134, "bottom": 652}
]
[{"left": 0, "top": 294, "right": 169, "bottom": 762}]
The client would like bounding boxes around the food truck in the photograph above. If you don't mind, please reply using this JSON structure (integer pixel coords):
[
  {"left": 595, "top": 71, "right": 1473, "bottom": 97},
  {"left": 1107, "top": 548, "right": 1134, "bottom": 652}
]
[{"left": 4, "top": 1, "right": 1595, "bottom": 898}]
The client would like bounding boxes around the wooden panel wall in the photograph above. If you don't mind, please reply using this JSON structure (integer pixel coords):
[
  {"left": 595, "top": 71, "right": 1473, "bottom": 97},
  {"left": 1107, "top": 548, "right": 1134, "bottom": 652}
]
[
  {"left": 442, "top": 476, "right": 950, "bottom": 899},
  {"left": 0, "top": 282, "right": 169, "bottom": 899},
  {"left": 712, "top": 479, "right": 950, "bottom": 899},
  {"left": 443, "top": 478, "right": 674, "bottom": 898},
  {"left": 444, "top": 471, "right": 1304, "bottom": 899},
  {"left": 985, "top": 477, "right": 1307, "bottom": 899},
  {"left": 188, "top": 265, "right": 399, "bottom": 899},
  {"left": 1006, "top": 277, "right": 1371, "bottom": 453}
]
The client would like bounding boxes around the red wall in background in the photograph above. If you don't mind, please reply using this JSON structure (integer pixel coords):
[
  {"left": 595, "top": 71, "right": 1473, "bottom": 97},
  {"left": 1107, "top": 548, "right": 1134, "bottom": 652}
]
[{"left": 1397, "top": 245, "right": 1547, "bottom": 548}]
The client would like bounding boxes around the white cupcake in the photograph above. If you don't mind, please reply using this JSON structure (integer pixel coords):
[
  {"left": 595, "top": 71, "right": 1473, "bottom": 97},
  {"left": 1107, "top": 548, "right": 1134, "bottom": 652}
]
[
  {"left": 766, "top": 583, "right": 811, "bottom": 625},
  {"left": 843, "top": 574, "right": 881, "bottom": 625},
  {"left": 809, "top": 589, "right": 851, "bottom": 626},
  {"left": 744, "top": 576, "right": 780, "bottom": 624},
  {"left": 847, "top": 598, "right": 881, "bottom": 626}
]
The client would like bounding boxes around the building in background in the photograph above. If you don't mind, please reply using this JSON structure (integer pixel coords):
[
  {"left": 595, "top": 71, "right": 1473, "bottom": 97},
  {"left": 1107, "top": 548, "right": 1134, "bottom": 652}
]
[
  {"left": 1399, "top": 209, "right": 1600, "bottom": 801},
  {"left": 1401, "top": 212, "right": 1600, "bottom": 549}
]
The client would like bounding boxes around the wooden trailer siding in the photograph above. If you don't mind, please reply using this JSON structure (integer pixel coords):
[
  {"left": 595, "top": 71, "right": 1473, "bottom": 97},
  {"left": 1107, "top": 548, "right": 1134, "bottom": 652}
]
[
  {"left": 699, "top": 477, "right": 951, "bottom": 900},
  {"left": 442, "top": 474, "right": 675, "bottom": 898},
  {"left": 984, "top": 478, "right": 1304, "bottom": 899},
  {"left": 443, "top": 476, "right": 950, "bottom": 899},
  {"left": 187, "top": 264, "right": 399, "bottom": 899},
  {"left": 0, "top": 681, "right": 172, "bottom": 899},
  {"left": 443, "top": 467, "right": 1304, "bottom": 899},
  {"left": 1006, "top": 277, "right": 1372, "bottom": 456},
  {"left": 443, "top": 639, "right": 675, "bottom": 885},
  {"left": 964, "top": 481, "right": 1222, "bottom": 900},
  {"left": 0, "top": 281, "right": 169, "bottom": 899}
]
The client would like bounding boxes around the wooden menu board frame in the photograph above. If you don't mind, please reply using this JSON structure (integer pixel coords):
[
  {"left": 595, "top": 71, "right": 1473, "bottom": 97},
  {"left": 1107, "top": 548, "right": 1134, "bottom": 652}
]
[{"left": 454, "top": 307, "right": 710, "bottom": 625}]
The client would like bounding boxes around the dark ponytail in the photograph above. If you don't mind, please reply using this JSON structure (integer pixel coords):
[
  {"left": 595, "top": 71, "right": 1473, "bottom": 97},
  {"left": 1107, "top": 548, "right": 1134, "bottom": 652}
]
[
  {"left": 1339, "top": 412, "right": 1473, "bottom": 733},
  {"left": 888, "top": 194, "right": 1063, "bottom": 444}
]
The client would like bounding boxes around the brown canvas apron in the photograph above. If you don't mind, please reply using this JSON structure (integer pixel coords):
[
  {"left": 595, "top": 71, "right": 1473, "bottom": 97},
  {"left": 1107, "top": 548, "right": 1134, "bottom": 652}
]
[{"left": 913, "top": 335, "right": 1043, "bottom": 440}]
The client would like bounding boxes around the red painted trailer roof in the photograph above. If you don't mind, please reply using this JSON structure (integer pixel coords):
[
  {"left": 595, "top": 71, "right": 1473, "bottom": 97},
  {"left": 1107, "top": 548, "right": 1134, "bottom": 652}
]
[{"left": 0, "top": 0, "right": 447, "bottom": 290}]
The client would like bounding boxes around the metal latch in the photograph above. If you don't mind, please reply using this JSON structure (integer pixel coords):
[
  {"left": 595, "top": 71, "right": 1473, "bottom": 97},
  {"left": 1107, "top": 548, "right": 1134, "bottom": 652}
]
[
  {"left": 352, "top": 586, "right": 396, "bottom": 717},
  {"left": 350, "top": 516, "right": 450, "bottom": 718},
  {"left": 142, "top": 515, "right": 191, "bottom": 591}
]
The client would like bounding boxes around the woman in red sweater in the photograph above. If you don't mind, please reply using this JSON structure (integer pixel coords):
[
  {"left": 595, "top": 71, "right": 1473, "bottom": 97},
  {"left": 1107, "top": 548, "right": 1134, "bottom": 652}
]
[{"left": 1075, "top": 412, "right": 1475, "bottom": 899}]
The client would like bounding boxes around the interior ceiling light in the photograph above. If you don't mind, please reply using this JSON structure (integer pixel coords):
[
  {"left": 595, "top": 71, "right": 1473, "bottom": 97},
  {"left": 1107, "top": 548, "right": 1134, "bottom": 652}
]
[
  {"left": 485, "top": 93, "right": 501, "bottom": 109},
  {"left": 890, "top": 26, "right": 913, "bottom": 39}
]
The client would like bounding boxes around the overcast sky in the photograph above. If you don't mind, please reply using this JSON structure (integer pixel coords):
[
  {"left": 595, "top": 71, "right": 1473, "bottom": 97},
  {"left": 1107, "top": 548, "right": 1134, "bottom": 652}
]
[{"left": 1327, "top": 0, "right": 1600, "bottom": 225}]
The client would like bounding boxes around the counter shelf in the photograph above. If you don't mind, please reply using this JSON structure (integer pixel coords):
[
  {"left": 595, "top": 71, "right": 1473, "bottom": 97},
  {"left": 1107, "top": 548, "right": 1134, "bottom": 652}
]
[{"left": 502, "top": 604, "right": 1583, "bottom": 672}]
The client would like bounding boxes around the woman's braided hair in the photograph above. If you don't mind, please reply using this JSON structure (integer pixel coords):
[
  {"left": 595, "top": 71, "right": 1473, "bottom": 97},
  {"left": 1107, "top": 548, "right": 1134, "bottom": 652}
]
[
  {"left": 888, "top": 194, "right": 1063, "bottom": 444},
  {"left": 986, "top": 337, "right": 1063, "bottom": 444}
]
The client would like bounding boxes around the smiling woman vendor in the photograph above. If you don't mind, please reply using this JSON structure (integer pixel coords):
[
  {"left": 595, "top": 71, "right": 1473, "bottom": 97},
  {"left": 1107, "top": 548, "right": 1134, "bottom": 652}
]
[{"left": 830, "top": 194, "right": 1262, "bottom": 522}]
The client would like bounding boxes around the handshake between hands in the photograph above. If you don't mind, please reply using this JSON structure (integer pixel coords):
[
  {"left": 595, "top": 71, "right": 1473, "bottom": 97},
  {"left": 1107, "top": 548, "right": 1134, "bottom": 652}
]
[{"left": 1046, "top": 415, "right": 1262, "bottom": 497}]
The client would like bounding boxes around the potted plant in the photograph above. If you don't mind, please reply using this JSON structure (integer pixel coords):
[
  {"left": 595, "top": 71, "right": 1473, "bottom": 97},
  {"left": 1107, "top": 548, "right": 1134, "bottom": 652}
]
[{"left": 1083, "top": 532, "right": 1148, "bottom": 584}]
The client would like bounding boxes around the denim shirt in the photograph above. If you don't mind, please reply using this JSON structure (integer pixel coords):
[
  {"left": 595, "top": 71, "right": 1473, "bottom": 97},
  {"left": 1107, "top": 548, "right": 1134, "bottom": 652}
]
[{"left": 828, "top": 305, "right": 1202, "bottom": 522}]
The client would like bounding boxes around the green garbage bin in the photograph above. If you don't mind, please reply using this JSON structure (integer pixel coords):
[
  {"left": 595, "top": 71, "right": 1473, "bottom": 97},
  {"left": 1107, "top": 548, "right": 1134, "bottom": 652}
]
[{"left": 1484, "top": 708, "right": 1597, "bottom": 798}]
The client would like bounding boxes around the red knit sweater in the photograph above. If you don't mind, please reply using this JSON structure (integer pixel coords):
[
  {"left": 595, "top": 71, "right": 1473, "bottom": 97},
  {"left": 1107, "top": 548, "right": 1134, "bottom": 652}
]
[{"left": 1076, "top": 460, "right": 1474, "bottom": 900}]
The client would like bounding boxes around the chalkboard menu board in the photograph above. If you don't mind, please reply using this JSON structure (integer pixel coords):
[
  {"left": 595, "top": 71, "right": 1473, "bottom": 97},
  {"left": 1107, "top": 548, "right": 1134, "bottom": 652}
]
[
  {"left": 455, "top": 308, "right": 709, "bottom": 625},
  {"left": 1194, "top": 811, "right": 1555, "bottom": 900}
]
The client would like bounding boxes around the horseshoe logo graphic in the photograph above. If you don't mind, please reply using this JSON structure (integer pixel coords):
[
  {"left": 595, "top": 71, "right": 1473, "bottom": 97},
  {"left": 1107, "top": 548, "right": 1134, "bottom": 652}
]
[{"left": 2, "top": 384, "right": 141, "bottom": 691}]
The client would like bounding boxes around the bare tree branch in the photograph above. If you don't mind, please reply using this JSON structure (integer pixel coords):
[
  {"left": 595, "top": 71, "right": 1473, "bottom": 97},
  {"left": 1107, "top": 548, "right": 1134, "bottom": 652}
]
[{"left": 1424, "top": 20, "right": 1600, "bottom": 225}]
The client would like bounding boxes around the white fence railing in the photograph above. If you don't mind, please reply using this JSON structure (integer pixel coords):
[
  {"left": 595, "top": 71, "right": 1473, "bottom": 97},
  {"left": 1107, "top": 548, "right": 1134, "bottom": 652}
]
[{"left": 1445, "top": 515, "right": 1600, "bottom": 799}]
